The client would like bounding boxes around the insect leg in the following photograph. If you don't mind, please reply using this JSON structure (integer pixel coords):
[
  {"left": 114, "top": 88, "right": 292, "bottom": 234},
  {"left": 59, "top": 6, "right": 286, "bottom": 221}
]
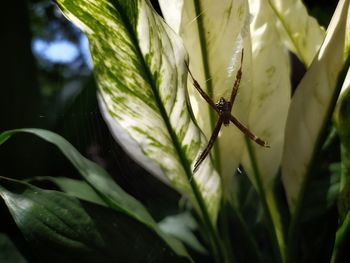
[
  {"left": 229, "top": 115, "right": 269, "bottom": 147},
  {"left": 193, "top": 118, "right": 223, "bottom": 173},
  {"left": 229, "top": 49, "right": 244, "bottom": 110},
  {"left": 185, "top": 62, "right": 219, "bottom": 113}
]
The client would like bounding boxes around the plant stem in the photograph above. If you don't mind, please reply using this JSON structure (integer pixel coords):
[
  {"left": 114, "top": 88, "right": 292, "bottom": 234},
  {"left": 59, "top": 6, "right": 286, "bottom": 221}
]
[
  {"left": 246, "top": 139, "right": 286, "bottom": 263},
  {"left": 188, "top": 175, "right": 227, "bottom": 263},
  {"left": 188, "top": 2, "right": 228, "bottom": 260},
  {"left": 220, "top": 201, "right": 237, "bottom": 263}
]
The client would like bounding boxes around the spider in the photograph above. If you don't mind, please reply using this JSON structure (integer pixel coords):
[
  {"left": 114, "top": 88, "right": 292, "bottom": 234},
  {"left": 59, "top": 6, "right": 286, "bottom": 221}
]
[{"left": 186, "top": 49, "right": 269, "bottom": 173}]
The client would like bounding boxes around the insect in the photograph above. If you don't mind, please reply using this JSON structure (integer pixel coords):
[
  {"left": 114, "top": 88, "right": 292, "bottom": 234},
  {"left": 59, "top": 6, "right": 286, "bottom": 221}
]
[{"left": 187, "top": 49, "right": 269, "bottom": 173}]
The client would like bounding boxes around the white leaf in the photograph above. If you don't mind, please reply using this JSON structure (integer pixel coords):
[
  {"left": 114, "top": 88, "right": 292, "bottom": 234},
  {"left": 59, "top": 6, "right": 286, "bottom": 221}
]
[
  {"left": 268, "top": 0, "right": 326, "bottom": 67},
  {"left": 282, "top": 0, "right": 350, "bottom": 213},
  {"left": 241, "top": 0, "right": 291, "bottom": 191},
  {"left": 160, "top": 0, "right": 255, "bottom": 192}
]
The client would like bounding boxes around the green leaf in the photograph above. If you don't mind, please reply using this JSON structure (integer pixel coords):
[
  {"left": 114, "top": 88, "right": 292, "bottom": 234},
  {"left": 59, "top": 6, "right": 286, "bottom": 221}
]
[
  {"left": 335, "top": 69, "right": 350, "bottom": 221},
  {"left": 0, "top": 233, "right": 27, "bottom": 263},
  {"left": 159, "top": 0, "right": 254, "bottom": 185},
  {"left": 338, "top": 182, "right": 350, "bottom": 222},
  {"left": 0, "top": 177, "right": 190, "bottom": 263},
  {"left": 282, "top": 0, "right": 350, "bottom": 214},
  {"left": 159, "top": 212, "right": 207, "bottom": 254},
  {"left": 299, "top": 166, "right": 340, "bottom": 222},
  {"left": 220, "top": 201, "right": 264, "bottom": 263},
  {"left": 267, "top": 0, "right": 326, "bottom": 67},
  {"left": 0, "top": 128, "right": 189, "bottom": 259},
  {"left": 27, "top": 176, "right": 107, "bottom": 207},
  {"left": 56, "top": 0, "right": 221, "bottom": 227},
  {"left": 331, "top": 211, "right": 350, "bottom": 263}
]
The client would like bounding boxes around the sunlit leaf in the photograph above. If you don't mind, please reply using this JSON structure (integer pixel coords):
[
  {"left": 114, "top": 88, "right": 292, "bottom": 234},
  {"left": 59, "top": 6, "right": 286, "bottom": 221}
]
[
  {"left": 159, "top": 0, "right": 254, "bottom": 190},
  {"left": 240, "top": 0, "right": 291, "bottom": 258},
  {"left": 242, "top": 0, "right": 291, "bottom": 192},
  {"left": 0, "top": 129, "right": 189, "bottom": 259},
  {"left": 57, "top": 0, "right": 221, "bottom": 225},
  {"left": 267, "top": 0, "right": 326, "bottom": 67},
  {"left": 282, "top": 0, "right": 350, "bottom": 213},
  {"left": 0, "top": 177, "right": 190, "bottom": 263}
]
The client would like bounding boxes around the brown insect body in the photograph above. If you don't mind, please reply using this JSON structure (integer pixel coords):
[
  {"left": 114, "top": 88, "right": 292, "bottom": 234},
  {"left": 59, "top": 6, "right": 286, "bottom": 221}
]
[{"left": 216, "top": 97, "right": 231, "bottom": 126}]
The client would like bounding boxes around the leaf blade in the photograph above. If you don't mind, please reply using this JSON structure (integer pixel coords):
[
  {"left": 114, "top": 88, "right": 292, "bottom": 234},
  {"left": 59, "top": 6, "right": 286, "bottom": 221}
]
[
  {"left": 0, "top": 177, "right": 190, "bottom": 263},
  {"left": 27, "top": 176, "right": 107, "bottom": 207},
  {"left": 0, "top": 128, "right": 189, "bottom": 259},
  {"left": 267, "top": 0, "right": 326, "bottom": 67},
  {"left": 160, "top": 0, "right": 254, "bottom": 194},
  {"left": 282, "top": 0, "right": 350, "bottom": 213},
  {"left": 0, "top": 233, "right": 27, "bottom": 263},
  {"left": 57, "top": 0, "right": 221, "bottom": 225},
  {"left": 243, "top": 0, "right": 291, "bottom": 192}
]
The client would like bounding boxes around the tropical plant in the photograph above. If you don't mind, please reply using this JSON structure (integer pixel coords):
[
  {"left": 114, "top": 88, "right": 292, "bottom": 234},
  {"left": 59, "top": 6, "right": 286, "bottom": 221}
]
[{"left": 1, "top": 0, "right": 349, "bottom": 262}]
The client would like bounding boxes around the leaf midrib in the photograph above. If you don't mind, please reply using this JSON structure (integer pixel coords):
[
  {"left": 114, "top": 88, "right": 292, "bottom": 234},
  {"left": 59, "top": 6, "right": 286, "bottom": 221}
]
[
  {"left": 193, "top": 0, "right": 221, "bottom": 172},
  {"left": 109, "top": 0, "right": 212, "bottom": 222},
  {"left": 267, "top": 0, "right": 308, "bottom": 66}
]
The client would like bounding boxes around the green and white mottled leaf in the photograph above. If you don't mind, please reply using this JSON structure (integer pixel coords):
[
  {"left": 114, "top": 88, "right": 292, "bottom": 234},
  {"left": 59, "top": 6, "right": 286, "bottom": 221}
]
[
  {"left": 267, "top": 0, "right": 326, "bottom": 67},
  {"left": 242, "top": 0, "right": 291, "bottom": 191},
  {"left": 160, "top": 0, "right": 255, "bottom": 192},
  {"left": 56, "top": 0, "right": 221, "bottom": 224},
  {"left": 0, "top": 129, "right": 189, "bottom": 259},
  {"left": 282, "top": 0, "right": 350, "bottom": 213}
]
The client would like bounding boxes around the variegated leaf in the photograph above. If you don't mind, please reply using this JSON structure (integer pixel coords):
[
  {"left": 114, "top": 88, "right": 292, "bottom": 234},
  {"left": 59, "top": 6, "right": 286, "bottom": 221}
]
[
  {"left": 267, "top": 0, "right": 326, "bottom": 67},
  {"left": 159, "top": 0, "right": 255, "bottom": 193},
  {"left": 56, "top": 0, "right": 221, "bottom": 224},
  {"left": 282, "top": 0, "right": 350, "bottom": 213}
]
